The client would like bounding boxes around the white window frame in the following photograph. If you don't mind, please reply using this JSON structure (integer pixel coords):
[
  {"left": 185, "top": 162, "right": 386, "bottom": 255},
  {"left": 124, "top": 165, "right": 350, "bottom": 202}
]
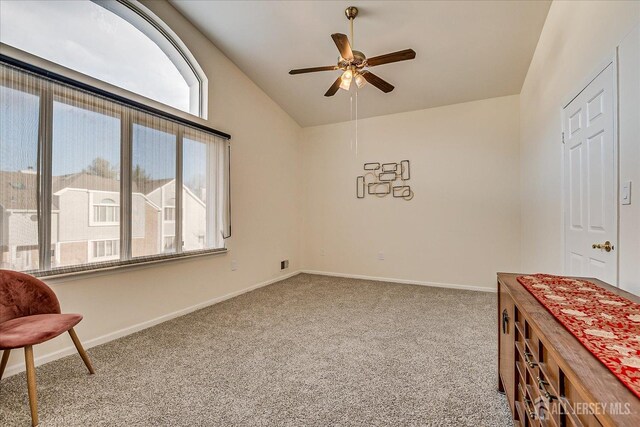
[
  {"left": 163, "top": 197, "right": 176, "bottom": 222},
  {"left": 1, "top": 0, "right": 207, "bottom": 119},
  {"left": 0, "top": 54, "right": 230, "bottom": 277},
  {"left": 88, "top": 238, "right": 120, "bottom": 262},
  {"left": 97, "top": 0, "right": 207, "bottom": 117},
  {"left": 89, "top": 194, "right": 121, "bottom": 226},
  {"left": 164, "top": 207, "right": 175, "bottom": 221}
]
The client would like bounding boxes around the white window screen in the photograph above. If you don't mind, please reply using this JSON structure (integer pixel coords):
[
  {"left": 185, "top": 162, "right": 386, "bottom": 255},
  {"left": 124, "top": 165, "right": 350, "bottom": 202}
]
[
  {"left": 0, "top": 60, "right": 230, "bottom": 276},
  {"left": 52, "top": 89, "right": 121, "bottom": 268},
  {"left": 0, "top": 67, "right": 41, "bottom": 271},
  {"left": 131, "top": 119, "right": 177, "bottom": 258}
]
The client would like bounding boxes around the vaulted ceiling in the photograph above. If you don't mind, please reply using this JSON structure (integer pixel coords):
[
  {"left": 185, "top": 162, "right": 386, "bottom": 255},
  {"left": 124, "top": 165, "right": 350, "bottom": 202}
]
[{"left": 170, "top": 1, "right": 551, "bottom": 127}]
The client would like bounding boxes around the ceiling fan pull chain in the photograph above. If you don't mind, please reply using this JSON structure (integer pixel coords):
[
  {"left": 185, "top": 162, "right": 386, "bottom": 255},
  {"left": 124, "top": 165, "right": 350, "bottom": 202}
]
[
  {"left": 355, "top": 89, "right": 359, "bottom": 156},
  {"left": 350, "top": 93, "right": 353, "bottom": 151}
]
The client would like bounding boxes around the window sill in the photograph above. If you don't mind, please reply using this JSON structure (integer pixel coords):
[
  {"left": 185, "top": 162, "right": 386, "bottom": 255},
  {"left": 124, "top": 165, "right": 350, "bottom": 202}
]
[
  {"left": 88, "top": 257, "right": 120, "bottom": 263},
  {"left": 33, "top": 248, "right": 228, "bottom": 282}
]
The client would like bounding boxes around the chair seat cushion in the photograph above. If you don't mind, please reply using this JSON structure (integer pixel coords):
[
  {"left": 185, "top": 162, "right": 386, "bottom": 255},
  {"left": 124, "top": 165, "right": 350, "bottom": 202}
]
[{"left": 0, "top": 313, "right": 82, "bottom": 349}]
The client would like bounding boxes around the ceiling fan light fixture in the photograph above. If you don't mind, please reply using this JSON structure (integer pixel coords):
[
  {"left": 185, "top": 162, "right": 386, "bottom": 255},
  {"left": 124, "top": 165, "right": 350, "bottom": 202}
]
[
  {"left": 339, "top": 69, "right": 353, "bottom": 91},
  {"left": 339, "top": 77, "right": 352, "bottom": 91},
  {"left": 288, "top": 6, "right": 415, "bottom": 96}
]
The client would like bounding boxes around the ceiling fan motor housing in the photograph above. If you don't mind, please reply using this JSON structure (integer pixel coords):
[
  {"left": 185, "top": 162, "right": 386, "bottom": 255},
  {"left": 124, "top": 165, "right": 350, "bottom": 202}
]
[
  {"left": 288, "top": 5, "right": 415, "bottom": 96},
  {"left": 339, "top": 50, "right": 367, "bottom": 69}
]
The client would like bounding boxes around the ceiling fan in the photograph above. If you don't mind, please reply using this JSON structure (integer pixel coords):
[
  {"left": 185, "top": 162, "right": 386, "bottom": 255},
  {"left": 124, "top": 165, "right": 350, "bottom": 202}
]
[{"left": 289, "top": 6, "right": 416, "bottom": 97}]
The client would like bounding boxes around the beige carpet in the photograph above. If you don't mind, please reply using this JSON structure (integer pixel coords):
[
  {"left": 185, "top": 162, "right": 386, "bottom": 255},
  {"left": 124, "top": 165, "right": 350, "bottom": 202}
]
[{"left": 0, "top": 273, "right": 511, "bottom": 426}]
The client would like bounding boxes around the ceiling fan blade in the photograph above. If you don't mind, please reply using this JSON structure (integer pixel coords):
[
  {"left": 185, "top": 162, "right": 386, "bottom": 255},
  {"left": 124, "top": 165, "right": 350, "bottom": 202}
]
[
  {"left": 289, "top": 65, "right": 338, "bottom": 75},
  {"left": 366, "top": 49, "right": 416, "bottom": 67},
  {"left": 324, "top": 76, "right": 343, "bottom": 97},
  {"left": 361, "top": 71, "right": 394, "bottom": 93},
  {"left": 331, "top": 33, "right": 353, "bottom": 61}
]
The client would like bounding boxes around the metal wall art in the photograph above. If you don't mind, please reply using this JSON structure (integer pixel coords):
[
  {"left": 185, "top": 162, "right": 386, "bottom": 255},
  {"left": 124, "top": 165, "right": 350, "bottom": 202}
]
[{"left": 356, "top": 160, "right": 414, "bottom": 201}]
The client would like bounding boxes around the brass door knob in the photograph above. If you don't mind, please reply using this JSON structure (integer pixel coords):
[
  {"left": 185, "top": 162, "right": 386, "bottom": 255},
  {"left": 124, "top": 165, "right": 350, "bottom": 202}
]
[{"left": 592, "top": 241, "right": 614, "bottom": 252}]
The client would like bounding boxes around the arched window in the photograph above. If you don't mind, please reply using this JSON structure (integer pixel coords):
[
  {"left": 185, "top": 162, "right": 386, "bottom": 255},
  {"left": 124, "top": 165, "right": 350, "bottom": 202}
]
[
  {"left": 0, "top": 0, "right": 229, "bottom": 275},
  {"left": 0, "top": 0, "right": 205, "bottom": 116}
]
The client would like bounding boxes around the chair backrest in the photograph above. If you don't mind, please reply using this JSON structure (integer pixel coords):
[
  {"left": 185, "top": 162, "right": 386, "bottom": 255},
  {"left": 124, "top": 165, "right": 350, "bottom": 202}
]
[{"left": 0, "top": 270, "right": 61, "bottom": 324}]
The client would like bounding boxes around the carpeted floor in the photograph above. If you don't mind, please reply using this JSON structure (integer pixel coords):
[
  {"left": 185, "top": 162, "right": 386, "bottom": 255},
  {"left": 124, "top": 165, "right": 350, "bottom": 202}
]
[{"left": 0, "top": 273, "right": 512, "bottom": 426}]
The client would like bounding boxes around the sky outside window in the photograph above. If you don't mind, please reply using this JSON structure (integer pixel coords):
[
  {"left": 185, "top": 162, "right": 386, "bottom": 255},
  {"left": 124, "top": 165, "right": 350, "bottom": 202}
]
[{"left": 0, "top": 0, "right": 190, "bottom": 112}]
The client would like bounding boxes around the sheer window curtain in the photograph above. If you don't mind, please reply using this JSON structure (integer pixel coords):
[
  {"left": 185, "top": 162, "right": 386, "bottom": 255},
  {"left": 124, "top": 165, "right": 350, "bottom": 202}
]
[{"left": 0, "top": 61, "right": 230, "bottom": 276}]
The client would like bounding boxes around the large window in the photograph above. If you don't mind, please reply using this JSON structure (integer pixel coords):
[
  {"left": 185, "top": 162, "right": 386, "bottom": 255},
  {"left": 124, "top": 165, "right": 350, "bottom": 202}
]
[
  {"left": 0, "top": 60, "right": 230, "bottom": 276},
  {"left": 0, "top": 0, "right": 204, "bottom": 116}
]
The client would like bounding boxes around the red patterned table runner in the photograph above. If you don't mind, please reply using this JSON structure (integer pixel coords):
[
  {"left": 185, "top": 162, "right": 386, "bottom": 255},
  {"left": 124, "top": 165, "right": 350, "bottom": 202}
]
[{"left": 517, "top": 274, "right": 640, "bottom": 399}]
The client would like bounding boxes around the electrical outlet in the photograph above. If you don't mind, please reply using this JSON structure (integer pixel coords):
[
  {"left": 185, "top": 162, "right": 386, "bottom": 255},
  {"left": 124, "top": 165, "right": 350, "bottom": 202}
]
[
  {"left": 378, "top": 252, "right": 385, "bottom": 261},
  {"left": 280, "top": 260, "right": 289, "bottom": 270},
  {"left": 320, "top": 248, "right": 325, "bottom": 257},
  {"left": 231, "top": 260, "right": 238, "bottom": 271}
]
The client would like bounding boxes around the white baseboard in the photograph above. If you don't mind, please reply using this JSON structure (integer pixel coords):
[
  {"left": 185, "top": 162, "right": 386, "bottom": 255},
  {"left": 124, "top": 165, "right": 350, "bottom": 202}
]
[
  {"left": 300, "top": 270, "right": 496, "bottom": 293},
  {"left": 2, "top": 270, "right": 302, "bottom": 379}
]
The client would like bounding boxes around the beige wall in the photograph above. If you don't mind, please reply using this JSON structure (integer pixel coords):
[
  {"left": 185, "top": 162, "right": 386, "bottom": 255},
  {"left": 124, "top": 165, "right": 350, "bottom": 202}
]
[
  {"left": 619, "top": 24, "right": 640, "bottom": 294},
  {"left": 300, "top": 95, "right": 521, "bottom": 290},
  {"left": 4, "top": 0, "right": 640, "bottom": 376},
  {"left": 519, "top": 1, "right": 639, "bottom": 286},
  {"left": 3, "top": 0, "right": 302, "bottom": 375}
]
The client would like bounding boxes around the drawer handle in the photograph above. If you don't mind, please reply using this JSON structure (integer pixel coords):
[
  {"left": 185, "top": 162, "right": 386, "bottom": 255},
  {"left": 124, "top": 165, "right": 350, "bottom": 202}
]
[
  {"left": 524, "top": 351, "right": 538, "bottom": 368},
  {"left": 502, "top": 309, "right": 509, "bottom": 334},
  {"left": 537, "top": 376, "right": 557, "bottom": 401},
  {"left": 523, "top": 394, "right": 537, "bottom": 420}
]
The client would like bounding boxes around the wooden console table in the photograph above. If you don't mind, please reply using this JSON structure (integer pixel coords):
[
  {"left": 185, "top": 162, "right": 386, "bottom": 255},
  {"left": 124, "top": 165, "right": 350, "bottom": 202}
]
[{"left": 497, "top": 273, "right": 640, "bottom": 427}]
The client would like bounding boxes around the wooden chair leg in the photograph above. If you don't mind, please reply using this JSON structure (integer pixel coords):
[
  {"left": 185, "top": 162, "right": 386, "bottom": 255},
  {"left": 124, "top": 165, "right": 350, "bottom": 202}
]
[
  {"left": 68, "top": 328, "right": 94, "bottom": 374},
  {"left": 0, "top": 349, "right": 10, "bottom": 380},
  {"left": 24, "top": 345, "right": 38, "bottom": 427}
]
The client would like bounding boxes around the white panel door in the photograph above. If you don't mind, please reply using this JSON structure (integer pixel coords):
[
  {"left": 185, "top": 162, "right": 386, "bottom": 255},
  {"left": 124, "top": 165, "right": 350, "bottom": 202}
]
[{"left": 563, "top": 62, "right": 617, "bottom": 284}]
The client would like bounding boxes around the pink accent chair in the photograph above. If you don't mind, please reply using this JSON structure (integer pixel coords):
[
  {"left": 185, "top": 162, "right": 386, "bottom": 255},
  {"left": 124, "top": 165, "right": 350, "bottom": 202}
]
[{"left": 0, "top": 270, "right": 95, "bottom": 426}]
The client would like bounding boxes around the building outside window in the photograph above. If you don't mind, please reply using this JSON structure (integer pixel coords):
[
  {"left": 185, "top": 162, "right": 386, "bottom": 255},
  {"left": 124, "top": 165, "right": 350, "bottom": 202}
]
[{"left": 0, "top": 0, "right": 229, "bottom": 275}]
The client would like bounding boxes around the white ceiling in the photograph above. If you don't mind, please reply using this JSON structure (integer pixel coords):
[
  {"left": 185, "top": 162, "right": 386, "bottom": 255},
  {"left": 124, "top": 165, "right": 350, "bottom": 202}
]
[{"left": 170, "top": 0, "right": 551, "bottom": 127}]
